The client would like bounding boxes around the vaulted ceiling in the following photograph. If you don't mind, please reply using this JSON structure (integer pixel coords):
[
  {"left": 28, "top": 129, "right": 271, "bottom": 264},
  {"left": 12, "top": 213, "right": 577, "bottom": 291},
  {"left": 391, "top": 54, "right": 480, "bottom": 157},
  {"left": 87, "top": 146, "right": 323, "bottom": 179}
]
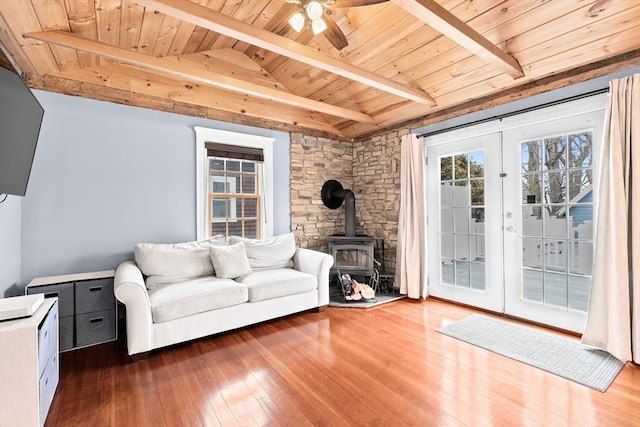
[{"left": 1, "top": 0, "right": 639, "bottom": 140}]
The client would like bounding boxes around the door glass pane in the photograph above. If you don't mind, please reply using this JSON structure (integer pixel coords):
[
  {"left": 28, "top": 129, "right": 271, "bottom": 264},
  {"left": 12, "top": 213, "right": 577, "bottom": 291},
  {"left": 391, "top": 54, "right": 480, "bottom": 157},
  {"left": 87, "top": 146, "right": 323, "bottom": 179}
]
[
  {"left": 441, "top": 182, "right": 454, "bottom": 206},
  {"left": 522, "top": 173, "right": 541, "bottom": 204},
  {"left": 569, "top": 275, "right": 590, "bottom": 312},
  {"left": 454, "top": 181, "right": 469, "bottom": 206},
  {"left": 441, "top": 234, "right": 454, "bottom": 259},
  {"left": 438, "top": 150, "right": 486, "bottom": 292},
  {"left": 544, "top": 271, "right": 567, "bottom": 307},
  {"left": 469, "top": 151, "right": 484, "bottom": 177},
  {"left": 544, "top": 136, "right": 566, "bottom": 171},
  {"left": 455, "top": 235, "right": 469, "bottom": 260},
  {"left": 441, "top": 156, "right": 453, "bottom": 181},
  {"left": 522, "top": 206, "right": 542, "bottom": 237},
  {"left": 522, "top": 238, "right": 541, "bottom": 268},
  {"left": 442, "top": 260, "right": 454, "bottom": 285},
  {"left": 455, "top": 154, "right": 468, "bottom": 179},
  {"left": 441, "top": 209, "right": 454, "bottom": 233},
  {"left": 523, "top": 269, "right": 543, "bottom": 302},
  {"left": 470, "top": 180, "right": 484, "bottom": 205},
  {"left": 519, "top": 130, "right": 594, "bottom": 313},
  {"left": 455, "top": 260, "right": 470, "bottom": 287},
  {"left": 454, "top": 208, "right": 469, "bottom": 233},
  {"left": 470, "top": 262, "right": 485, "bottom": 290},
  {"left": 521, "top": 140, "right": 542, "bottom": 172}
]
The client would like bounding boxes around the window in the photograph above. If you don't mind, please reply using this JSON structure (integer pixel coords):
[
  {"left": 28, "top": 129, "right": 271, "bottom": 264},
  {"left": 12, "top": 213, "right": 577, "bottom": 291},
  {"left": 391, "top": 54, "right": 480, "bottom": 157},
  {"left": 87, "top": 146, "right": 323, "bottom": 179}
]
[
  {"left": 195, "top": 127, "right": 274, "bottom": 240},
  {"left": 208, "top": 158, "right": 259, "bottom": 237}
]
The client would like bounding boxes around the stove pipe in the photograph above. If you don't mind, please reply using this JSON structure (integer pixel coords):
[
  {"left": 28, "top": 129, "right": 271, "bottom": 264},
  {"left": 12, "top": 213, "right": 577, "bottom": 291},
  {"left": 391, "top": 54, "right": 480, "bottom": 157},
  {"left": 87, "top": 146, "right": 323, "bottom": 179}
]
[{"left": 321, "top": 179, "right": 357, "bottom": 237}]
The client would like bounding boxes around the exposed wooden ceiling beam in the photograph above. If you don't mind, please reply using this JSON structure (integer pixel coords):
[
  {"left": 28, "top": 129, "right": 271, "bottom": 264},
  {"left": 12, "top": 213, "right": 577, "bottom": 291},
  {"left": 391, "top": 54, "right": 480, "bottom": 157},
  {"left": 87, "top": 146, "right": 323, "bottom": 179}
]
[
  {"left": 23, "top": 31, "right": 375, "bottom": 123},
  {"left": 391, "top": 0, "right": 524, "bottom": 79},
  {"left": 132, "top": 0, "right": 436, "bottom": 106}
]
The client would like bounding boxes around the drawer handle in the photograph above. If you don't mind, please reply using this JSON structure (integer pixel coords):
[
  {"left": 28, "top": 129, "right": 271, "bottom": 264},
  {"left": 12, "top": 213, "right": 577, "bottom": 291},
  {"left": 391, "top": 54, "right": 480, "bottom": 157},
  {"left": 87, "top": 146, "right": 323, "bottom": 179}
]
[
  {"left": 90, "top": 317, "right": 104, "bottom": 324},
  {"left": 89, "top": 286, "right": 103, "bottom": 292}
]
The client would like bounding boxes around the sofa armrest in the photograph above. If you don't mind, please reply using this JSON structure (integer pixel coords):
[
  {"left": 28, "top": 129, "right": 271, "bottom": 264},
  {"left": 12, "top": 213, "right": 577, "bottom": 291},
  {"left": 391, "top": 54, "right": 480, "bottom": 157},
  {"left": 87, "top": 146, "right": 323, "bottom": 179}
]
[
  {"left": 114, "top": 261, "right": 153, "bottom": 356},
  {"left": 293, "top": 248, "right": 334, "bottom": 307}
]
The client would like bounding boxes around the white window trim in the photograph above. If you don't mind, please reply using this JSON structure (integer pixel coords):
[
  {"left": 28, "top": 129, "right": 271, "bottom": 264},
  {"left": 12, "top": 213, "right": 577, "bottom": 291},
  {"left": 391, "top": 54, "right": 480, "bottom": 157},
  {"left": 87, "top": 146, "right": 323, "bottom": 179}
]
[{"left": 195, "top": 126, "right": 274, "bottom": 240}]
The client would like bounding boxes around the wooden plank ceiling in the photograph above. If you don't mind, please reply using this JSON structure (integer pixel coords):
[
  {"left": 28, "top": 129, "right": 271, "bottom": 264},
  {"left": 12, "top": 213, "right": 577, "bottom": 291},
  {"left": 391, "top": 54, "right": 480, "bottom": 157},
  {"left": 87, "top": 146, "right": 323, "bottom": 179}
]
[{"left": 0, "top": 0, "right": 639, "bottom": 140}]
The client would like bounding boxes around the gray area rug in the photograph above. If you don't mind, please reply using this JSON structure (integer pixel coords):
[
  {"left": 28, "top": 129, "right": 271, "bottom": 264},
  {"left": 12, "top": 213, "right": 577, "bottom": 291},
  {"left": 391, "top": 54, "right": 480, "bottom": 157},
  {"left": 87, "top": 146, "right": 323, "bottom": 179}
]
[{"left": 437, "top": 314, "right": 625, "bottom": 392}]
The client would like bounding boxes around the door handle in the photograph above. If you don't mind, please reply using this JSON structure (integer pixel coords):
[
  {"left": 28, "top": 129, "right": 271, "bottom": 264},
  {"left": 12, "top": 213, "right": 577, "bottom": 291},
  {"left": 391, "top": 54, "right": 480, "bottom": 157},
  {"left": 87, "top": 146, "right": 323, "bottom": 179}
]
[{"left": 505, "top": 225, "right": 517, "bottom": 233}]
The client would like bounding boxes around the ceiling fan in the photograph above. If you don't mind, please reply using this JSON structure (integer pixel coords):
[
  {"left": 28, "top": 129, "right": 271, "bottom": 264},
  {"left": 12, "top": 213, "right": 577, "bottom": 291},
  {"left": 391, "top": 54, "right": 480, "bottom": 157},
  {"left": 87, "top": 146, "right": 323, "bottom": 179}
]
[{"left": 284, "top": 0, "right": 388, "bottom": 50}]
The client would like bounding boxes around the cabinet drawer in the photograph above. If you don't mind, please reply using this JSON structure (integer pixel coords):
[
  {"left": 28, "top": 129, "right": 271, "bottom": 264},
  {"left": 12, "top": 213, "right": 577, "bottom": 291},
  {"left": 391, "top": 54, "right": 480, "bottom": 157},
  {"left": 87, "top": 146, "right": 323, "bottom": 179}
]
[
  {"left": 28, "top": 282, "right": 74, "bottom": 317},
  {"left": 59, "top": 315, "right": 74, "bottom": 351},
  {"left": 37, "top": 302, "right": 57, "bottom": 377},
  {"left": 39, "top": 351, "right": 58, "bottom": 426},
  {"left": 75, "top": 279, "right": 114, "bottom": 314},
  {"left": 75, "top": 309, "right": 116, "bottom": 347}
]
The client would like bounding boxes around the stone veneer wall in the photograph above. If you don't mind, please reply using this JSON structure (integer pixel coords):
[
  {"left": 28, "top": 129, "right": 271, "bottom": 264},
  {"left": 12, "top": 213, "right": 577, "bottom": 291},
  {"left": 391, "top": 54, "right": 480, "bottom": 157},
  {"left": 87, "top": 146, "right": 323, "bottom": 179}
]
[
  {"left": 289, "top": 133, "right": 354, "bottom": 252},
  {"left": 353, "top": 129, "right": 409, "bottom": 276},
  {"left": 290, "top": 129, "right": 409, "bottom": 277}
]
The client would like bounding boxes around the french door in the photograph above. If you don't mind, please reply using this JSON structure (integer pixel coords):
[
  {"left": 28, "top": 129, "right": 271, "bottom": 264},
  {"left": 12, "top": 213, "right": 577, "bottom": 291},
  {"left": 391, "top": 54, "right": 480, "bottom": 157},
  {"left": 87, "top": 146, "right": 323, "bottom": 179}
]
[
  {"left": 426, "top": 96, "right": 605, "bottom": 332},
  {"left": 427, "top": 132, "right": 504, "bottom": 313}
]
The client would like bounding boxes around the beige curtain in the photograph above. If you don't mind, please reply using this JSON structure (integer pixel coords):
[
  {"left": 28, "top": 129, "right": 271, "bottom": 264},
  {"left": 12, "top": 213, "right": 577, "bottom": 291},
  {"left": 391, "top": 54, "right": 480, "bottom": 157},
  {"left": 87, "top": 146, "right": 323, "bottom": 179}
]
[
  {"left": 581, "top": 74, "right": 639, "bottom": 364},
  {"left": 395, "top": 133, "right": 428, "bottom": 299}
]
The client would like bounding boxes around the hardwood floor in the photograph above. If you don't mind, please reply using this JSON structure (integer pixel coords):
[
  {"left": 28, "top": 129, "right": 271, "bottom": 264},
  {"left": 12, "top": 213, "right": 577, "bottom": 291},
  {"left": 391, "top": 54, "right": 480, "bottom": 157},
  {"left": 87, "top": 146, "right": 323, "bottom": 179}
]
[{"left": 45, "top": 299, "right": 640, "bottom": 426}]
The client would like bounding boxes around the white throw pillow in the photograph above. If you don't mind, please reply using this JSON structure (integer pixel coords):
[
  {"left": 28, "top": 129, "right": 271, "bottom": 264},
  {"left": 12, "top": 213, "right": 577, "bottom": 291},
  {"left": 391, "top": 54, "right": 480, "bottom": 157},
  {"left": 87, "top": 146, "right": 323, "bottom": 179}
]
[
  {"left": 209, "top": 242, "right": 253, "bottom": 279},
  {"left": 135, "top": 235, "right": 227, "bottom": 289},
  {"left": 228, "top": 232, "right": 296, "bottom": 270}
]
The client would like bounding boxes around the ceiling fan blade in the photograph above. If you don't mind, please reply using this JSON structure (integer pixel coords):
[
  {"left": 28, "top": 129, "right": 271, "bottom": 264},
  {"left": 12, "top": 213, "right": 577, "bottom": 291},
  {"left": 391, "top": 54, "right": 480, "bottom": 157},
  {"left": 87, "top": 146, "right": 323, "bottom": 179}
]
[
  {"left": 333, "top": 0, "right": 388, "bottom": 7},
  {"left": 323, "top": 14, "right": 349, "bottom": 50}
]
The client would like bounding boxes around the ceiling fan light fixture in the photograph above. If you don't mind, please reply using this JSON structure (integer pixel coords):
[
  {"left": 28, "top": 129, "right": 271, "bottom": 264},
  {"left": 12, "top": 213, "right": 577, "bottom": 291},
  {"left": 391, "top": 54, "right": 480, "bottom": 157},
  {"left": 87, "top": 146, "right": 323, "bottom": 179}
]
[
  {"left": 305, "top": 1, "right": 324, "bottom": 21},
  {"left": 288, "top": 12, "right": 305, "bottom": 32},
  {"left": 311, "top": 18, "right": 327, "bottom": 35}
]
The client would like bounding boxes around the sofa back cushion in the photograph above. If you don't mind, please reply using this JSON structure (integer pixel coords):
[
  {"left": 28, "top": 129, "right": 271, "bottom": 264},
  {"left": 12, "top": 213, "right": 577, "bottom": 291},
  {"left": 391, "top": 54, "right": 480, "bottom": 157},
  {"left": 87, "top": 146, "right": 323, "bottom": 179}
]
[
  {"left": 135, "top": 235, "right": 226, "bottom": 289},
  {"left": 228, "top": 232, "right": 296, "bottom": 270}
]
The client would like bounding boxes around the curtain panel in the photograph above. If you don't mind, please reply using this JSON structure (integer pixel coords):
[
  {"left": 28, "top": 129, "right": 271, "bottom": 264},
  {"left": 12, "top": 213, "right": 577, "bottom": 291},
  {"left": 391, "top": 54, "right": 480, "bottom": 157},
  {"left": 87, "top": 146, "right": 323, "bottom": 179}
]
[
  {"left": 395, "top": 134, "right": 428, "bottom": 299},
  {"left": 581, "top": 74, "right": 639, "bottom": 364}
]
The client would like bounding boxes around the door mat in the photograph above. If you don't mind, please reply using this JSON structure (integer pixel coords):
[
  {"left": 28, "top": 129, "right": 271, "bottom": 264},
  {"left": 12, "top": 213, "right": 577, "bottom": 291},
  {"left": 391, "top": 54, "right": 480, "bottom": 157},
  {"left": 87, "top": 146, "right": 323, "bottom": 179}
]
[{"left": 437, "top": 314, "right": 625, "bottom": 392}]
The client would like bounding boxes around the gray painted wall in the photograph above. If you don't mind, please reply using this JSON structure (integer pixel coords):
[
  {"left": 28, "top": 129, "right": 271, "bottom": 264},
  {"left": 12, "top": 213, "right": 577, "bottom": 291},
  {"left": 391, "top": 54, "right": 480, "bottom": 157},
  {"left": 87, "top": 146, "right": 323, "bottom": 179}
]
[
  {"left": 20, "top": 91, "right": 291, "bottom": 286},
  {"left": 0, "top": 195, "right": 22, "bottom": 297}
]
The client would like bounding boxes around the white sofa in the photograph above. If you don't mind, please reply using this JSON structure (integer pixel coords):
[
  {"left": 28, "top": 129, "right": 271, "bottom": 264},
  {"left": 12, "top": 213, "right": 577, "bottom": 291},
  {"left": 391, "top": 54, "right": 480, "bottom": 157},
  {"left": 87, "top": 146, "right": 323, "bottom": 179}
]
[{"left": 114, "top": 233, "right": 333, "bottom": 357}]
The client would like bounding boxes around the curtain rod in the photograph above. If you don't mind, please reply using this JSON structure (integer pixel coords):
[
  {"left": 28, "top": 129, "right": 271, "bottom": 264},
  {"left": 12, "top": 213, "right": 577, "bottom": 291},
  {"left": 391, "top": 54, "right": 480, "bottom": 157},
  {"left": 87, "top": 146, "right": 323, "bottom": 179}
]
[{"left": 416, "top": 88, "right": 609, "bottom": 139}]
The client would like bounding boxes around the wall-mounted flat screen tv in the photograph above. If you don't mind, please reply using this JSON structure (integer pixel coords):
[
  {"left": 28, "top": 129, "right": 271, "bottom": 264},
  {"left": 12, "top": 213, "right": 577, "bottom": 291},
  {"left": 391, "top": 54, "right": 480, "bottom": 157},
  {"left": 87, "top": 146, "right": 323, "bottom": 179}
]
[{"left": 0, "top": 65, "right": 44, "bottom": 197}]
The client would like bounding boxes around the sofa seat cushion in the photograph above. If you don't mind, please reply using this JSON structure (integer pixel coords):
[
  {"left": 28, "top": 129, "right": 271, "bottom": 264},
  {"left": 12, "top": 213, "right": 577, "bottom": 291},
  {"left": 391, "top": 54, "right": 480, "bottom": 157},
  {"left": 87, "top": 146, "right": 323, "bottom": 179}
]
[
  {"left": 235, "top": 268, "right": 317, "bottom": 302},
  {"left": 148, "top": 277, "right": 248, "bottom": 323}
]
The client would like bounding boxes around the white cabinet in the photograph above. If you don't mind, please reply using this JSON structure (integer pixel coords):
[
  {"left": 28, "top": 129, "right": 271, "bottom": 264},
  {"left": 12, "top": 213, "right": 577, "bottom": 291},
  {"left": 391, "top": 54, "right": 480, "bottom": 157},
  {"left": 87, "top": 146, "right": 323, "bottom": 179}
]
[{"left": 0, "top": 298, "right": 59, "bottom": 427}]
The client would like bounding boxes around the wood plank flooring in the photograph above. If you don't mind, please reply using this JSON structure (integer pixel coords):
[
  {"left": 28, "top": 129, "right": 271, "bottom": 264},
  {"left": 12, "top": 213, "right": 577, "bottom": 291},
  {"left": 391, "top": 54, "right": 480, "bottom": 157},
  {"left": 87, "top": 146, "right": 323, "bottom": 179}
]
[{"left": 45, "top": 299, "right": 640, "bottom": 426}]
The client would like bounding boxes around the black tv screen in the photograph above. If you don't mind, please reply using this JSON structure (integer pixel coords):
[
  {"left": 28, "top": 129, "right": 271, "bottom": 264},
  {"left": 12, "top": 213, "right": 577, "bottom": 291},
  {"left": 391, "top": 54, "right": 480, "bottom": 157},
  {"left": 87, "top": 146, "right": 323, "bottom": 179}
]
[{"left": 0, "top": 65, "right": 44, "bottom": 196}]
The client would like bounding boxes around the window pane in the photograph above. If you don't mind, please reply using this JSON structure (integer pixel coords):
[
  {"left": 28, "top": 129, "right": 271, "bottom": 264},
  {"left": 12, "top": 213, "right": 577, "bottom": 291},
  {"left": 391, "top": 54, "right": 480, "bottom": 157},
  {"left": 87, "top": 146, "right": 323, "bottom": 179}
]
[
  {"left": 227, "top": 160, "right": 240, "bottom": 172},
  {"left": 212, "top": 198, "right": 228, "bottom": 219},
  {"left": 523, "top": 269, "right": 543, "bottom": 303},
  {"left": 568, "top": 170, "right": 592, "bottom": 201},
  {"left": 544, "top": 271, "right": 567, "bottom": 307},
  {"left": 243, "top": 219, "right": 258, "bottom": 239},
  {"left": 242, "top": 175, "right": 256, "bottom": 194},
  {"left": 244, "top": 198, "right": 258, "bottom": 218},
  {"left": 210, "top": 158, "right": 224, "bottom": 171},
  {"left": 455, "top": 261, "right": 470, "bottom": 287},
  {"left": 441, "top": 208, "right": 454, "bottom": 233},
  {"left": 454, "top": 208, "right": 469, "bottom": 234},
  {"left": 242, "top": 161, "right": 256, "bottom": 172},
  {"left": 442, "top": 260, "right": 454, "bottom": 285},
  {"left": 470, "top": 261, "right": 485, "bottom": 290},
  {"left": 441, "top": 234, "right": 454, "bottom": 259},
  {"left": 569, "top": 275, "right": 590, "bottom": 312}
]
